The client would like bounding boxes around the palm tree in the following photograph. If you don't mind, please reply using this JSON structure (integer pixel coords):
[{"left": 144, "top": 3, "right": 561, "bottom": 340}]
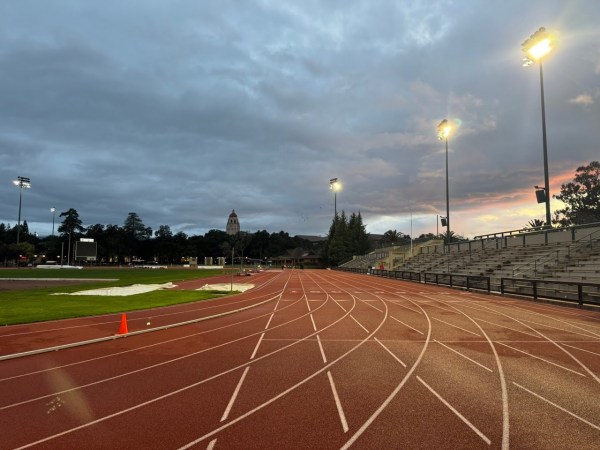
[
  {"left": 383, "top": 229, "right": 403, "bottom": 246},
  {"left": 526, "top": 219, "right": 545, "bottom": 230}
]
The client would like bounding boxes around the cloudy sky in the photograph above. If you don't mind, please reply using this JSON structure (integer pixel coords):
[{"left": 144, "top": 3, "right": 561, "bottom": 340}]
[{"left": 1, "top": 1, "right": 599, "bottom": 240}]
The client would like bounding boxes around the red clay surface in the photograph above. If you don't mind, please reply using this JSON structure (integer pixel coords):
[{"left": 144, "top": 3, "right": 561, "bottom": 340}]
[{"left": 1, "top": 269, "right": 599, "bottom": 449}]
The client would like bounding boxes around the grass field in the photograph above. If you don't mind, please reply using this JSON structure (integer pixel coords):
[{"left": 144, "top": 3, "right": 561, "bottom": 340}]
[{"left": 0, "top": 268, "right": 236, "bottom": 325}]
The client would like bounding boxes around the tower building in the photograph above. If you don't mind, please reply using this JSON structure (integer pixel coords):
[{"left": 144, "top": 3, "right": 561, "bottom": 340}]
[{"left": 226, "top": 210, "right": 240, "bottom": 235}]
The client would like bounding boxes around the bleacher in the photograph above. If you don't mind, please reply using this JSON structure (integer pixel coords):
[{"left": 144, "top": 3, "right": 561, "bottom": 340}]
[{"left": 341, "top": 223, "right": 600, "bottom": 296}]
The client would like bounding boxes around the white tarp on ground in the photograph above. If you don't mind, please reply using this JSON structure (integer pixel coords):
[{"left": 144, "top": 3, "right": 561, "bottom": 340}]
[
  {"left": 52, "top": 282, "right": 254, "bottom": 296},
  {"left": 53, "top": 282, "right": 176, "bottom": 296},
  {"left": 197, "top": 283, "right": 254, "bottom": 292}
]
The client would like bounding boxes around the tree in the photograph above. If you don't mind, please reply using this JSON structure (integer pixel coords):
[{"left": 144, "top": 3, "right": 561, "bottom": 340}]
[
  {"left": 123, "top": 213, "right": 152, "bottom": 261},
  {"left": 553, "top": 161, "right": 600, "bottom": 226},
  {"left": 526, "top": 219, "right": 545, "bottom": 230},
  {"left": 123, "top": 212, "right": 152, "bottom": 240},
  {"left": 383, "top": 229, "right": 403, "bottom": 246},
  {"left": 58, "top": 208, "right": 85, "bottom": 237},
  {"left": 348, "top": 212, "right": 370, "bottom": 255}
]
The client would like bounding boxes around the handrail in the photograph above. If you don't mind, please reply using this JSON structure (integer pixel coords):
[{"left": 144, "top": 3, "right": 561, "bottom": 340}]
[
  {"left": 511, "top": 228, "right": 600, "bottom": 278},
  {"left": 474, "top": 221, "right": 600, "bottom": 240},
  {"left": 334, "top": 267, "right": 600, "bottom": 308}
]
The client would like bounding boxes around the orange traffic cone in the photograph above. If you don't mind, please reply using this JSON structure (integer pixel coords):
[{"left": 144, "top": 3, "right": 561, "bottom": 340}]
[{"left": 117, "top": 313, "right": 128, "bottom": 335}]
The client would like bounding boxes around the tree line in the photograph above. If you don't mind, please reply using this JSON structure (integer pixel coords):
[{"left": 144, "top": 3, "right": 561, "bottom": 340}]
[
  {"left": 3, "top": 161, "right": 598, "bottom": 266},
  {"left": 0, "top": 209, "right": 317, "bottom": 266}
]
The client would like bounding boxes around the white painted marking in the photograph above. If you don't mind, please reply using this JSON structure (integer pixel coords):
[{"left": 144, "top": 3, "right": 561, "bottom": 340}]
[
  {"left": 395, "top": 291, "right": 406, "bottom": 293},
  {"left": 264, "top": 313, "right": 274, "bottom": 330},
  {"left": 221, "top": 366, "right": 250, "bottom": 422},
  {"left": 387, "top": 300, "right": 422, "bottom": 315},
  {"left": 335, "top": 300, "right": 347, "bottom": 312},
  {"left": 417, "top": 376, "right": 491, "bottom": 445},
  {"left": 375, "top": 338, "right": 406, "bottom": 367},
  {"left": 389, "top": 315, "right": 424, "bottom": 335},
  {"left": 497, "top": 343, "right": 586, "bottom": 377},
  {"left": 328, "top": 371, "right": 349, "bottom": 433},
  {"left": 310, "top": 315, "right": 317, "bottom": 332},
  {"left": 562, "top": 343, "right": 600, "bottom": 357},
  {"left": 341, "top": 305, "right": 432, "bottom": 449},
  {"left": 317, "top": 335, "right": 327, "bottom": 363},
  {"left": 207, "top": 439, "right": 217, "bottom": 450},
  {"left": 350, "top": 315, "right": 369, "bottom": 333},
  {"left": 361, "top": 300, "right": 383, "bottom": 313},
  {"left": 250, "top": 333, "right": 264, "bottom": 360},
  {"left": 435, "top": 340, "right": 493, "bottom": 373},
  {"left": 474, "top": 317, "right": 539, "bottom": 338},
  {"left": 433, "top": 317, "right": 482, "bottom": 337},
  {"left": 513, "top": 382, "right": 600, "bottom": 431},
  {"left": 310, "top": 290, "right": 321, "bottom": 293}
]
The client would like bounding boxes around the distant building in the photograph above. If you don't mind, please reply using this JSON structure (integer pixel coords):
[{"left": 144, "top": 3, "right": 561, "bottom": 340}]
[{"left": 226, "top": 210, "right": 240, "bottom": 235}]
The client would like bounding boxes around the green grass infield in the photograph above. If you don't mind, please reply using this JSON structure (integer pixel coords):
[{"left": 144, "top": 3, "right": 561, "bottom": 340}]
[{"left": 0, "top": 268, "right": 240, "bottom": 325}]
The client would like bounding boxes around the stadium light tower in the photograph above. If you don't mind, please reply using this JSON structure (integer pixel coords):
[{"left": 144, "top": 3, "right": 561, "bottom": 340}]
[
  {"left": 50, "top": 207, "right": 56, "bottom": 236},
  {"left": 13, "top": 176, "right": 31, "bottom": 244},
  {"left": 329, "top": 178, "right": 342, "bottom": 217},
  {"left": 437, "top": 120, "right": 452, "bottom": 246},
  {"left": 522, "top": 26, "right": 554, "bottom": 227}
]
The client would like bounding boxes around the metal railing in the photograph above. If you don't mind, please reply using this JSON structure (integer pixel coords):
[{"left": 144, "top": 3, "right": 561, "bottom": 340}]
[
  {"left": 511, "top": 228, "right": 600, "bottom": 278},
  {"left": 336, "top": 267, "right": 600, "bottom": 308},
  {"left": 501, "top": 278, "right": 600, "bottom": 307}
]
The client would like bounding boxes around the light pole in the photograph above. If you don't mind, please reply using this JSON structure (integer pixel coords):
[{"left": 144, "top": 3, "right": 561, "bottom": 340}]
[
  {"left": 437, "top": 120, "right": 452, "bottom": 246},
  {"left": 329, "top": 178, "right": 342, "bottom": 218},
  {"left": 12, "top": 176, "right": 31, "bottom": 244},
  {"left": 50, "top": 207, "right": 56, "bottom": 236},
  {"left": 522, "top": 26, "right": 553, "bottom": 227}
]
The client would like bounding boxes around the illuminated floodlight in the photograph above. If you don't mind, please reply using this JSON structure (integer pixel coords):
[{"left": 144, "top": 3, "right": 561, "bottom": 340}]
[
  {"left": 521, "top": 26, "right": 555, "bottom": 227},
  {"left": 329, "top": 177, "right": 342, "bottom": 192},
  {"left": 329, "top": 177, "right": 342, "bottom": 217},
  {"left": 13, "top": 176, "right": 32, "bottom": 244},
  {"left": 437, "top": 119, "right": 452, "bottom": 140}
]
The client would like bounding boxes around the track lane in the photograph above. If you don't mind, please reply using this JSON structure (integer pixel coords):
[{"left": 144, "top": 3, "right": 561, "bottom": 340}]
[{"left": 1, "top": 270, "right": 599, "bottom": 449}]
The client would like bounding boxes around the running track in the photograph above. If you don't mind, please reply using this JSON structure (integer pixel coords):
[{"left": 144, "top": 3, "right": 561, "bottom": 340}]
[{"left": 1, "top": 270, "right": 599, "bottom": 449}]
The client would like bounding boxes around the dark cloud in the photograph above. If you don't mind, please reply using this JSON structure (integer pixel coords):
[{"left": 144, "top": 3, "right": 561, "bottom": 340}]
[{"left": 1, "top": 1, "right": 599, "bottom": 239}]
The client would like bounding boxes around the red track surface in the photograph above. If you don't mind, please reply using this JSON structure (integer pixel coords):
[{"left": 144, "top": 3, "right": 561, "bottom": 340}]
[{"left": 1, "top": 270, "right": 599, "bottom": 449}]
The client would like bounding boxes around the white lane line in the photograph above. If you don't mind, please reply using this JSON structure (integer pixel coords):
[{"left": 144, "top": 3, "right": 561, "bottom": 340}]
[
  {"left": 327, "top": 371, "right": 349, "bottom": 433},
  {"left": 374, "top": 338, "right": 406, "bottom": 367},
  {"left": 350, "top": 315, "right": 369, "bottom": 333},
  {"left": 335, "top": 300, "right": 347, "bottom": 312},
  {"left": 221, "top": 366, "right": 250, "bottom": 422},
  {"left": 264, "top": 313, "right": 274, "bottom": 330},
  {"left": 517, "top": 317, "right": 600, "bottom": 340},
  {"left": 250, "top": 333, "right": 265, "bottom": 360},
  {"left": 389, "top": 315, "right": 424, "bottom": 335},
  {"left": 361, "top": 301, "right": 384, "bottom": 313},
  {"left": 341, "top": 299, "right": 432, "bottom": 450},
  {"left": 473, "top": 317, "right": 539, "bottom": 338},
  {"left": 434, "top": 340, "right": 493, "bottom": 373},
  {"left": 497, "top": 343, "right": 586, "bottom": 377},
  {"left": 388, "top": 299, "right": 422, "bottom": 315},
  {"left": 207, "top": 439, "right": 217, "bottom": 450},
  {"left": 562, "top": 343, "right": 600, "bottom": 357},
  {"left": 433, "top": 317, "right": 482, "bottom": 337},
  {"left": 417, "top": 376, "right": 491, "bottom": 446},
  {"left": 513, "top": 382, "right": 600, "bottom": 431},
  {"left": 317, "top": 335, "right": 327, "bottom": 363},
  {"left": 310, "top": 315, "right": 318, "bottom": 332}
]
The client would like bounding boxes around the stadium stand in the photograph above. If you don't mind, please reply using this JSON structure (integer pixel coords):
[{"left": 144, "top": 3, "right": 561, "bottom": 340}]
[{"left": 340, "top": 223, "right": 600, "bottom": 298}]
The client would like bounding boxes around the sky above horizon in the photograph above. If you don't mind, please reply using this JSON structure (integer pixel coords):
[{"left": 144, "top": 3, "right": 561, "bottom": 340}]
[{"left": 1, "top": 1, "right": 599, "bottom": 240}]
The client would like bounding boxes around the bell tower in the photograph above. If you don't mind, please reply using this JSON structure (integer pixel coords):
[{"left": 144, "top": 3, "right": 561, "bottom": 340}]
[{"left": 226, "top": 210, "right": 240, "bottom": 235}]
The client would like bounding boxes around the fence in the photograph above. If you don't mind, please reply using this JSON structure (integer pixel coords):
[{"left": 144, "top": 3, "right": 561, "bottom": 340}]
[{"left": 336, "top": 267, "right": 600, "bottom": 307}]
